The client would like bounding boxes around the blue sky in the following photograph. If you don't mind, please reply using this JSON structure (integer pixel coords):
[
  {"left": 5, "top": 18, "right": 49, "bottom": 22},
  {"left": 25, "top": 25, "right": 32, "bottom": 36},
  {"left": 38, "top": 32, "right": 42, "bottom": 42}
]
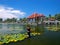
[{"left": 0, "top": 0, "right": 60, "bottom": 19}]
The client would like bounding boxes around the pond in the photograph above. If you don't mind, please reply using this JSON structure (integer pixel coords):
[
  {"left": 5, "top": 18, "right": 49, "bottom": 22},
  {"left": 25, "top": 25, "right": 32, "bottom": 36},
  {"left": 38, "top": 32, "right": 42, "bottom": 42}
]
[
  {"left": 0, "top": 23, "right": 28, "bottom": 44},
  {"left": 0, "top": 23, "right": 60, "bottom": 45},
  {"left": 0, "top": 23, "right": 27, "bottom": 35}
]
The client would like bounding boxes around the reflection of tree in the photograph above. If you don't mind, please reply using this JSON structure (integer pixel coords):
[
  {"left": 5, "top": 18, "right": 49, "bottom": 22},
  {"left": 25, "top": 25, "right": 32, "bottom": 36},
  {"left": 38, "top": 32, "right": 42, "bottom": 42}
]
[
  {"left": 12, "top": 23, "right": 15, "bottom": 30},
  {"left": 0, "top": 23, "right": 2, "bottom": 29}
]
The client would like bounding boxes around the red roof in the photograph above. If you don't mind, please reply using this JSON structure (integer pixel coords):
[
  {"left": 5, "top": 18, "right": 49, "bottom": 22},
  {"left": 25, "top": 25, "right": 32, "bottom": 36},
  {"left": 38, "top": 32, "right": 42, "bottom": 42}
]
[{"left": 28, "top": 13, "right": 45, "bottom": 19}]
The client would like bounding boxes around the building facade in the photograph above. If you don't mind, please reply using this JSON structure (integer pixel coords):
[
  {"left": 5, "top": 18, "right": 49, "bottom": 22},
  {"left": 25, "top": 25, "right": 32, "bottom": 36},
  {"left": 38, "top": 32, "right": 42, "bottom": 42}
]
[
  {"left": 27, "top": 13, "right": 45, "bottom": 24},
  {"left": 27, "top": 13, "right": 60, "bottom": 25}
]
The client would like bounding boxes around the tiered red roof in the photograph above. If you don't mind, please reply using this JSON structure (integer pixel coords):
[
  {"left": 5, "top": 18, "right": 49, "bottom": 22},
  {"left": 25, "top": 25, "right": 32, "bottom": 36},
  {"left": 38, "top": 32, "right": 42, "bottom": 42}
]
[{"left": 28, "top": 13, "right": 45, "bottom": 19}]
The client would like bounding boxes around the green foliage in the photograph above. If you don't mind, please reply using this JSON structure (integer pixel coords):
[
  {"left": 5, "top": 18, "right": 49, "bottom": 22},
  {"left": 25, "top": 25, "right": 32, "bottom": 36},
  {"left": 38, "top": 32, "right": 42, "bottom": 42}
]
[
  {"left": 55, "top": 14, "right": 60, "bottom": 21},
  {"left": 49, "top": 14, "right": 51, "bottom": 19},
  {"left": 4, "top": 18, "right": 17, "bottom": 22},
  {"left": 0, "top": 33, "right": 27, "bottom": 44},
  {"left": 0, "top": 18, "right": 2, "bottom": 22},
  {"left": 19, "top": 18, "right": 27, "bottom": 23}
]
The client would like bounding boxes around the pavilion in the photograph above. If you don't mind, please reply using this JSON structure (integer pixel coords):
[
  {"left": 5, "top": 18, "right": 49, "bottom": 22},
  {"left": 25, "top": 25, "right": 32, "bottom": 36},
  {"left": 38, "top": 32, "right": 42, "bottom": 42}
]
[
  {"left": 27, "top": 13, "right": 60, "bottom": 25},
  {"left": 27, "top": 13, "right": 45, "bottom": 24}
]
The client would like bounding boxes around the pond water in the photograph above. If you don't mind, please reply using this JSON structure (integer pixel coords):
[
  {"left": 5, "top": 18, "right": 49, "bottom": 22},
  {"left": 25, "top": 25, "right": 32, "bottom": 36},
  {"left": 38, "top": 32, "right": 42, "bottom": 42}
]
[
  {"left": 0, "top": 23, "right": 60, "bottom": 45},
  {"left": 0, "top": 23, "right": 26, "bottom": 35}
]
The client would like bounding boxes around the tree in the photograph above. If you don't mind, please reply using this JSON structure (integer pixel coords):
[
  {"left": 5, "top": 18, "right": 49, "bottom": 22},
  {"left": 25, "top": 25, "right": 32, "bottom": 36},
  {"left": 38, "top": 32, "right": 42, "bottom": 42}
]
[
  {"left": 49, "top": 14, "right": 51, "bottom": 19},
  {"left": 22, "top": 18, "right": 27, "bottom": 23},
  {"left": 45, "top": 17, "right": 49, "bottom": 21},
  {"left": 55, "top": 14, "right": 57, "bottom": 20},
  {"left": 11, "top": 18, "right": 17, "bottom": 22},
  {"left": 5, "top": 18, "right": 11, "bottom": 22},
  {"left": 19, "top": 18, "right": 23, "bottom": 22},
  {"left": 19, "top": 18, "right": 27, "bottom": 23},
  {"left": 0, "top": 18, "right": 3, "bottom": 22},
  {"left": 55, "top": 14, "right": 60, "bottom": 21},
  {"left": 4, "top": 18, "right": 17, "bottom": 22}
]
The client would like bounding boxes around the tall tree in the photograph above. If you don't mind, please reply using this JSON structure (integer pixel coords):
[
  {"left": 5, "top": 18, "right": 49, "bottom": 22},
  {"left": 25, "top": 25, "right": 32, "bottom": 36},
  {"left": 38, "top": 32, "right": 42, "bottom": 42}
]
[
  {"left": 45, "top": 17, "right": 49, "bottom": 21},
  {"left": 55, "top": 14, "right": 57, "bottom": 20},
  {"left": 49, "top": 14, "right": 51, "bottom": 19},
  {"left": 22, "top": 18, "right": 27, "bottom": 23},
  {"left": 55, "top": 14, "right": 60, "bottom": 21},
  {"left": 0, "top": 18, "right": 2, "bottom": 22},
  {"left": 19, "top": 18, "right": 23, "bottom": 22},
  {"left": 11, "top": 18, "right": 17, "bottom": 22},
  {"left": 4, "top": 18, "right": 17, "bottom": 22}
]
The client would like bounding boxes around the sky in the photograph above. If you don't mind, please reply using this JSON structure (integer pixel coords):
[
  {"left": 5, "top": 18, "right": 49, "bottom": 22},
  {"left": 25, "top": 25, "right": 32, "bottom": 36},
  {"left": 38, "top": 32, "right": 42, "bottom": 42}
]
[{"left": 0, "top": 0, "right": 60, "bottom": 20}]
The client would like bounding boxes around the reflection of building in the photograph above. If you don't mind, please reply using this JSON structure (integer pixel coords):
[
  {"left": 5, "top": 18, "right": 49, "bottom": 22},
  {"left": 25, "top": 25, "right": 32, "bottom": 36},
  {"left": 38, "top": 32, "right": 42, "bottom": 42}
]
[
  {"left": 27, "top": 13, "right": 45, "bottom": 24},
  {"left": 27, "top": 13, "right": 60, "bottom": 25}
]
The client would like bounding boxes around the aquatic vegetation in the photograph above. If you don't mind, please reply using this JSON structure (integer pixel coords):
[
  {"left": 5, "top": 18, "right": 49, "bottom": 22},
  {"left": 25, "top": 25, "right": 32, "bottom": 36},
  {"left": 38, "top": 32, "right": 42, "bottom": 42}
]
[
  {"left": 0, "top": 32, "right": 41, "bottom": 45},
  {"left": 0, "top": 33, "right": 28, "bottom": 44},
  {"left": 46, "top": 26, "right": 60, "bottom": 31},
  {"left": 0, "top": 24, "right": 44, "bottom": 45},
  {"left": 31, "top": 32, "right": 41, "bottom": 36},
  {"left": 0, "top": 42, "right": 3, "bottom": 45}
]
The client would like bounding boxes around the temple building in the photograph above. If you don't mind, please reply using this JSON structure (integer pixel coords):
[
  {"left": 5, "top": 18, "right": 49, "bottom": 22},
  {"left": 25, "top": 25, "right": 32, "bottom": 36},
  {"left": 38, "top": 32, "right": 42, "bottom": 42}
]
[
  {"left": 27, "top": 13, "right": 60, "bottom": 25},
  {"left": 27, "top": 13, "right": 45, "bottom": 24}
]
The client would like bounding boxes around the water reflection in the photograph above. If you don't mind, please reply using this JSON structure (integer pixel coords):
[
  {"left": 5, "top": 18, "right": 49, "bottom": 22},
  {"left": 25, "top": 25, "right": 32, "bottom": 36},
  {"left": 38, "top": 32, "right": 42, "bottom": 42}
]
[
  {"left": 0, "top": 23, "right": 2, "bottom": 29},
  {"left": 0, "top": 23, "right": 26, "bottom": 35},
  {"left": 0, "top": 23, "right": 60, "bottom": 45}
]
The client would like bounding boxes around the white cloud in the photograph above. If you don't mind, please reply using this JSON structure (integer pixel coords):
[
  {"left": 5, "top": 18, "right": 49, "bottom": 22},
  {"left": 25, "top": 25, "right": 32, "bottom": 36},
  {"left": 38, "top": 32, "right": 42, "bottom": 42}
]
[{"left": 0, "top": 6, "right": 26, "bottom": 20}]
